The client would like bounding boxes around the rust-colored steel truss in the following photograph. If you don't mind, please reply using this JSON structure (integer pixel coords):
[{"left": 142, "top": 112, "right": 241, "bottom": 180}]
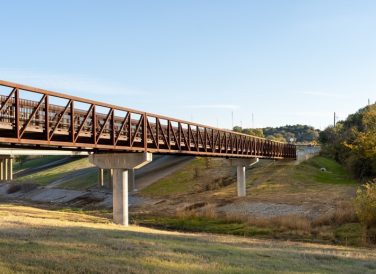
[{"left": 0, "top": 80, "right": 296, "bottom": 159}]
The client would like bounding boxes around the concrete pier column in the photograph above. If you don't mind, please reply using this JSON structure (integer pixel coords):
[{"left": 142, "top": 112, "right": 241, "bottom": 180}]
[
  {"left": 3, "top": 158, "right": 8, "bottom": 181},
  {"left": 8, "top": 158, "right": 13, "bottom": 181},
  {"left": 128, "top": 169, "right": 136, "bottom": 192},
  {"left": 109, "top": 169, "right": 114, "bottom": 189},
  {"left": 236, "top": 166, "right": 246, "bottom": 197},
  {"left": 113, "top": 169, "right": 128, "bottom": 225},
  {"left": 0, "top": 160, "right": 3, "bottom": 181},
  {"left": 230, "top": 158, "right": 259, "bottom": 197},
  {"left": 89, "top": 153, "right": 152, "bottom": 226},
  {"left": 98, "top": 168, "right": 104, "bottom": 188}
]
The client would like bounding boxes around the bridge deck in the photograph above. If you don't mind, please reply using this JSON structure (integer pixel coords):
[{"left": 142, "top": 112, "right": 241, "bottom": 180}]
[{"left": 0, "top": 80, "right": 296, "bottom": 159}]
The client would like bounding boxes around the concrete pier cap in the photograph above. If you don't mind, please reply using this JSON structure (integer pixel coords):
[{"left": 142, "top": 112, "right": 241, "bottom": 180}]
[
  {"left": 89, "top": 152, "right": 152, "bottom": 226},
  {"left": 89, "top": 152, "right": 152, "bottom": 170},
  {"left": 230, "top": 158, "right": 259, "bottom": 167}
]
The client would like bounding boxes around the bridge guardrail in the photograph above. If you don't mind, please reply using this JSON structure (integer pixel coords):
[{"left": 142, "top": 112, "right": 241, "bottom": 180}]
[{"left": 0, "top": 80, "right": 296, "bottom": 159}]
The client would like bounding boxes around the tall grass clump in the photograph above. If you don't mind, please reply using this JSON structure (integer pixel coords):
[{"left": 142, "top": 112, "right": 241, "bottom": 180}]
[{"left": 354, "top": 181, "right": 376, "bottom": 244}]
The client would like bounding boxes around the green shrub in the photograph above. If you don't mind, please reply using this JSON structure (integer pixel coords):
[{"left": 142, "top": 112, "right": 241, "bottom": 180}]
[{"left": 354, "top": 181, "right": 376, "bottom": 244}]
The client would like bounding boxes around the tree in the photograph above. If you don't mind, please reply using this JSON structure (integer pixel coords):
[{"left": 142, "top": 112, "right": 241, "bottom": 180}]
[
  {"left": 242, "top": 128, "right": 264, "bottom": 138},
  {"left": 232, "top": 124, "right": 320, "bottom": 143},
  {"left": 320, "top": 104, "right": 376, "bottom": 179},
  {"left": 354, "top": 181, "right": 376, "bottom": 244},
  {"left": 232, "top": 126, "right": 242, "bottom": 133}
]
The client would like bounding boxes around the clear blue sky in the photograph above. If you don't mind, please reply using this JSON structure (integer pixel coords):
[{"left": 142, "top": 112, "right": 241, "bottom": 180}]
[{"left": 1, "top": 0, "right": 375, "bottom": 129}]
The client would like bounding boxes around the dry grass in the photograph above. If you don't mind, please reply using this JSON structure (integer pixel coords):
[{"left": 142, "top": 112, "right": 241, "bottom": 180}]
[
  {"left": 225, "top": 213, "right": 312, "bottom": 232},
  {"left": 313, "top": 202, "right": 358, "bottom": 227},
  {"left": 177, "top": 202, "right": 313, "bottom": 232},
  {"left": 178, "top": 204, "right": 311, "bottom": 233},
  {"left": 0, "top": 203, "right": 375, "bottom": 273},
  {"left": 176, "top": 203, "right": 218, "bottom": 219},
  {"left": 174, "top": 201, "right": 361, "bottom": 240}
]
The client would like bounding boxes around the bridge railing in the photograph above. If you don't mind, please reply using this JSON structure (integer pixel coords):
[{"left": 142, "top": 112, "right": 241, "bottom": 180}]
[{"left": 0, "top": 80, "right": 296, "bottom": 159}]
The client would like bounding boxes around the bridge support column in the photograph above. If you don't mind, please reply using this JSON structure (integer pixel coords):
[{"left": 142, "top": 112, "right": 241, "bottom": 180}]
[
  {"left": 0, "top": 159, "right": 3, "bottom": 181},
  {"left": 108, "top": 169, "right": 114, "bottom": 189},
  {"left": 7, "top": 158, "right": 13, "bottom": 181},
  {"left": 89, "top": 153, "right": 152, "bottom": 226},
  {"left": 98, "top": 168, "right": 104, "bottom": 188},
  {"left": 237, "top": 166, "right": 246, "bottom": 197},
  {"left": 128, "top": 169, "right": 136, "bottom": 192},
  {"left": 230, "top": 158, "right": 259, "bottom": 197},
  {"left": 2, "top": 158, "right": 8, "bottom": 181},
  {"left": 0, "top": 157, "right": 14, "bottom": 181}
]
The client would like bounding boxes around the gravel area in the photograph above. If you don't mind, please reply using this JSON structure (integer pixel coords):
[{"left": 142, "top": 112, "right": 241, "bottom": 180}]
[
  {"left": 218, "top": 201, "right": 332, "bottom": 219},
  {"left": 0, "top": 183, "right": 156, "bottom": 209}
]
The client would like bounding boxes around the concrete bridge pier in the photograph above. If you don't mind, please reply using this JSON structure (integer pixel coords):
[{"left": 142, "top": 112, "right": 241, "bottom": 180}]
[
  {"left": 98, "top": 168, "right": 104, "bottom": 187},
  {"left": 0, "top": 159, "right": 3, "bottom": 181},
  {"left": 230, "top": 158, "right": 259, "bottom": 197},
  {"left": 128, "top": 169, "right": 136, "bottom": 192},
  {"left": 109, "top": 169, "right": 113, "bottom": 189},
  {"left": 0, "top": 156, "right": 13, "bottom": 182},
  {"left": 89, "top": 153, "right": 152, "bottom": 226},
  {"left": 8, "top": 158, "right": 13, "bottom": 181}
]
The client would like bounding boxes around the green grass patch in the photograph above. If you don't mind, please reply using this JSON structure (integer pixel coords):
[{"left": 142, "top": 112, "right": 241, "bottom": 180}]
[
  {"left": 59, "top": 170, "right": 98, "bottom": 190},
  {"left": 17, "top": 158, "right": 92, "bottom": 186},
  {"left": 14, "top": 156, "right": 65, "bottom": 171},
  {"left": 140, "top": 158, "right": 207, "bottom": 197},
  {"left": 294, "top": 156, "right": 356, "bottom": 185},
  {"left": 137, "top": 216, "right": 273, "bottom": 237},
  {"left": 335, "top": 223, "right": 364, "bottom": 246}
]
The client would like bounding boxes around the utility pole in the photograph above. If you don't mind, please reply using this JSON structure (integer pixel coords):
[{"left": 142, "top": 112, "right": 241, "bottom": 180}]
[
  {"left": 252, "top": 113, "right": 254, "bottom": 128},
  {"left": 231, "top": 111, "right": 234, "bottom": 129},
  {"left": 334, "top": 112, "right": 337, "bottom": 127}
]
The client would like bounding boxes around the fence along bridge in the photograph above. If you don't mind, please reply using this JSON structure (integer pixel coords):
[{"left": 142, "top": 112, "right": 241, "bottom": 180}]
[{"left": 0, "top": 80, "right": 296, "bottom": 225}]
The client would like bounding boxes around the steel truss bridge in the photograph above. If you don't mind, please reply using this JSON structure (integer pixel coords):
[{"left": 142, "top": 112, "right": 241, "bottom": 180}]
[{"left": 0, "top": 80, "right": 296, "bottom": 159}]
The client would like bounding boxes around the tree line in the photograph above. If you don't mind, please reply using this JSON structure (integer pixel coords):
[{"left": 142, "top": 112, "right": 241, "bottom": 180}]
[
  {"left": 232, "top": 124, "right": 320, "bottom": 143},
  {"left": 319, "top": 103, "right": 376, "bottom": 180}
]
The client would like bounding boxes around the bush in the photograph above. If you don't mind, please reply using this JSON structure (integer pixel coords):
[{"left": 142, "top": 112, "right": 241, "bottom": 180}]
[{"left": 354, "top": 181, "right": 376, "bottom": 244}]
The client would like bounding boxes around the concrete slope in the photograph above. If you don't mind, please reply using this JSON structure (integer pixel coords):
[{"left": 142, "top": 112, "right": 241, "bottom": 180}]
[
  {"left": 43, "top": 155, "right": 194, "bottom": 190},
  {"left": 0, "top": 155, "right": 194, "bottom": 208}
]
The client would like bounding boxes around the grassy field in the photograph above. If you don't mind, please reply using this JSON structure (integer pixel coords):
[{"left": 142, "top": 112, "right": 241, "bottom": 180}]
[
  {"left": 140, "top": 156, "right": 357, "bottom": 199},
  {"left": 293, "top": 156, "right": 356, "bottom": 185},
  {"left": 140, "top": 157, "right": 234, "bottom": 197},
  {"left": 59, "top": 170, "right": 99, "bottom": 190},
  {"left": 9, "top": 155, "right": 367, "bottom": 248},
  {"left": 0, "top": 203, "right": 375, "bottom": 274},
  {"left": 17, "top": 158, "right": 94, "bottom": 186},
  {"left": 135, "top": 156, "right": 364, "bottom": 246},
  {"left": 14, "top": 155, "right": 65, "bottom": 172}
]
